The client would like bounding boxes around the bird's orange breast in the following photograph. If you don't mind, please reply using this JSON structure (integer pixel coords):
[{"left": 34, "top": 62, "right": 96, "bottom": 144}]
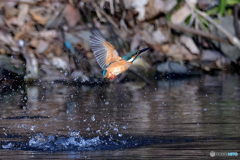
[{"left": 104, "top": 60, "right": 131, "bottom": 78}]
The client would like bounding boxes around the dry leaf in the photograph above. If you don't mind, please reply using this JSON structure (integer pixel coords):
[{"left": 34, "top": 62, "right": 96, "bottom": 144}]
[
  {"left": 171, "top": 0, "right": 197, "bottom": 24},
  {"left": 14, "top": 31, "right": 24, "bottom": 41},
  {"left": 0, "top": 31, "right": 16, "bottom": 46},
  {"left": 39, "top": 30, "right": 57, "bottom": 41},
  {"left": 18, "top": 4, "right": 29, "bottom": 26},
  {"left": 29, "top": 10, "right": 50, "bottom": 25},
  {"left": 64, "top": 4, "right": 80, "bottom": 27},
  {"left": 124, "top": 0, "right": 148, "bottom": 21},
  {"left": 142, "top": 28, "right": 169, "bottom": 45},
  {"left": 30, "top": 39, "right": 39, "bottom": 48},
  {"left": 145, "top": 0, "right": 177, "bottom": 20},
  {"left": 171, "top": 4, "right": 191, "bottom": 24},
  {"left": 5, "top": 6, "right": 18, "bottom": 19},
  {"left": 36, "top": 40, "right": 49, "bottom": 54},
  {"left": 160, "top": 44, "right": 169, "bottom": 53},
  {"left": 180, "top": 35, "right": 200, "bottom": 55},
  {"left": 51, "top": 57, "right": 68, "bottom": 70},
  {"left": 166, "top": 43, "right": 198, "bottom": 61},
  {"left": 6, "top": 17, "right": 19, "bottom": 26}
]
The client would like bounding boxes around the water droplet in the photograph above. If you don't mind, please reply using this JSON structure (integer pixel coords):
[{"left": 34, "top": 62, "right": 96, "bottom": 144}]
[
  {"left": 70, "top": 130, "right": 80, "bottom": 137},
  {"left": 30, "top": 125, "right": 36, "bottom": 131},
  {"left": 118, "top": 133, "right": 122, "bottom": 137},
  {"left": 203, "top": 108, "right": 207, "bottom": 111},
  {"left": 91, "top": 115, "right": 95, "bottom": 121},
  {"left": 105, "top": 131, "right": 108, "bottom": 136},
  {"left": 105, "top": 101, "right": 109, "bottom": 105}
]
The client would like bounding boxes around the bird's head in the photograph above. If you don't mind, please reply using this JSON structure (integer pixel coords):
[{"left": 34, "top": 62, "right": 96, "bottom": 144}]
[{"left": 123, "top": 47, "right": 150, "bottom": 62}]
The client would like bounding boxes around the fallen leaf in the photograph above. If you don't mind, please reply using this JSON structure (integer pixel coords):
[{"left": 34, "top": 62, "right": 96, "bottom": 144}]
[
  {"left": 14, "top": 31, "right": 26, "bottom": 41},
  {"left": 30, "top": 39, "right": 39, "bottom": 48},
  {"left": 51, "top": 57, "right": 68, "bottom": 70},
  {"left": 142, "top": 28, "right": 169, "bottom": 45},
  {"left": 171, "top": 0, "right": 197, "bottom": 25},
  {"left": 153, "top": 29, "right": 169, "bottom": 44},
  {"left": 160, "top": 44, "right": 169, "bottom": 53},
  {"left": 36, "top": 40, "right": 49, "bottom": 54},
  {"left": 145, "top": 0, "right": 177, "bottom": 20},
  {"left": 6, "top": 17, "right": 19, "bottom": 26},
  {"left": 39, "top": 30, "right": 57, "bottom": 41},
  {"left": 18, "top": 4, "right": 29, "bottom": 26},
  {"left": 29, "top": 10, "right": 50, "bottom": 25},
  {"left": 5, "top": 6, "right": 18, "bottom": 19},
  {"left": 180, "top": 35, "right": 200, "bottom": 55},
  {"left": 0, "top": 31, "right": 16, "bottom": 46},
  {"left": 124, "top": 0, "right": 148, "bottom": 21},
  {"left": 171, "top": 4, "right": 191, "bottom": 25},
  {"left": 64, "top": 4, "right": 80, "bottom": 27},
  {"left": 166, "top": 43, "right": 198, "bottom": 61}
]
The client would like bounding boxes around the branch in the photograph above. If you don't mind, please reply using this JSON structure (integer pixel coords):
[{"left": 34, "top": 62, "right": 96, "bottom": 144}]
[
  {"left": 185, "top": 0, "right": 240, "bottom": 50},
  {"left": 91, "top": 2, "right": 118, "bottom": 29},
  {"left": 167, "top": 22, "right": 230, "bottom": 44}
]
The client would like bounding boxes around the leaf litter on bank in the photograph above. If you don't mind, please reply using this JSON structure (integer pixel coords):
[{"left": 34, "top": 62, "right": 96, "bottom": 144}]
[{"left": 0, "top": 0, "right": 239, "bottom": 84}]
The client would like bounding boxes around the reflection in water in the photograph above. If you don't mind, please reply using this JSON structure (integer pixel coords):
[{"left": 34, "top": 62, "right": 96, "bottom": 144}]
[{"left": 0, "top": 74, "right": 239, "bottom": 159}]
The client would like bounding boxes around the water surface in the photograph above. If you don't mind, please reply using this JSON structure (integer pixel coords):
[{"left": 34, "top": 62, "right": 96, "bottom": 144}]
[{"left": 0, "top": 74, "right": 239, "bottom": 159}]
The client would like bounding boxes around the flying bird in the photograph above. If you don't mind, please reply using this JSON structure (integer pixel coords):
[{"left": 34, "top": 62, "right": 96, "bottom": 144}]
[{"left": 90, "top": 30, "right": 150, "bottom": 80}]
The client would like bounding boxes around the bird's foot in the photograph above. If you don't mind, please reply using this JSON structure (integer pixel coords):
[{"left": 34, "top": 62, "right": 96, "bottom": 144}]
[
  {"left": 109, "top": 73, "right": 117, "bottom": 80},
  {"left": 110, "top": 76, "right": 114, "bottom": 80}
]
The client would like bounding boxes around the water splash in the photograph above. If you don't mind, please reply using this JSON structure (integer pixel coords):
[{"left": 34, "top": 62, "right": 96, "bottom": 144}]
[{"left": 1, "top": 131, "right": 193, "bottom": 151}]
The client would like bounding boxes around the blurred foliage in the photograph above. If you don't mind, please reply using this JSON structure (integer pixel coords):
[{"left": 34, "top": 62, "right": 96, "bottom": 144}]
[{"left": 207, "top": 0, "right": 240, "bottom": 16}]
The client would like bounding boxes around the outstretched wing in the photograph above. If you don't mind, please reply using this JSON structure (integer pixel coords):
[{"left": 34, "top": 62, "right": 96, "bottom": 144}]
[{"left": 90, "top": 30, "right": 122, "bottom": 69}]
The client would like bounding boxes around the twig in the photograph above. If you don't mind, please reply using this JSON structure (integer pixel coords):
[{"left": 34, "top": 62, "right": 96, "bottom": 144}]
[
  {"left": 234, "top": 4, "right": 240, "bottom": 39},
  {"left": 91, "top": 2, "right": 118, "bottom": 29},
  {"left": 185, "top": 0, "right": 240, "bottom": 50},
  {"left": 167, "top": 22, "right": 230, "bottom": 44},
  {"left": 0, "top": 15, "right": 16, "bottom": 35},
  {"left": 44, "top": 5, "right": 64, "bottom": 29}
]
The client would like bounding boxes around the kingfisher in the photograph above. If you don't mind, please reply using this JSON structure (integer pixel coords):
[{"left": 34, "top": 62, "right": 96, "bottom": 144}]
[{"left": 90, "top": 30, "right": 150, "bottom": 80}]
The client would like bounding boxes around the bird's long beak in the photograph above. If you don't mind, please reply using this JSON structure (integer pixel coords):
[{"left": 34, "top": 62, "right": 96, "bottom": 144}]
[{"left": 137, "top": 47, "right": 151, "bottom": 55}]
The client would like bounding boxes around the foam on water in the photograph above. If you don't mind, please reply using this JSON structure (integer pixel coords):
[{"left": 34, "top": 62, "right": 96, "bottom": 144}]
[
  {"left": 1, "top": 130, "right": 174, "bottom": 151},
  {"left": 28, "top": 131, "right": 101, "bottom": 151}
]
